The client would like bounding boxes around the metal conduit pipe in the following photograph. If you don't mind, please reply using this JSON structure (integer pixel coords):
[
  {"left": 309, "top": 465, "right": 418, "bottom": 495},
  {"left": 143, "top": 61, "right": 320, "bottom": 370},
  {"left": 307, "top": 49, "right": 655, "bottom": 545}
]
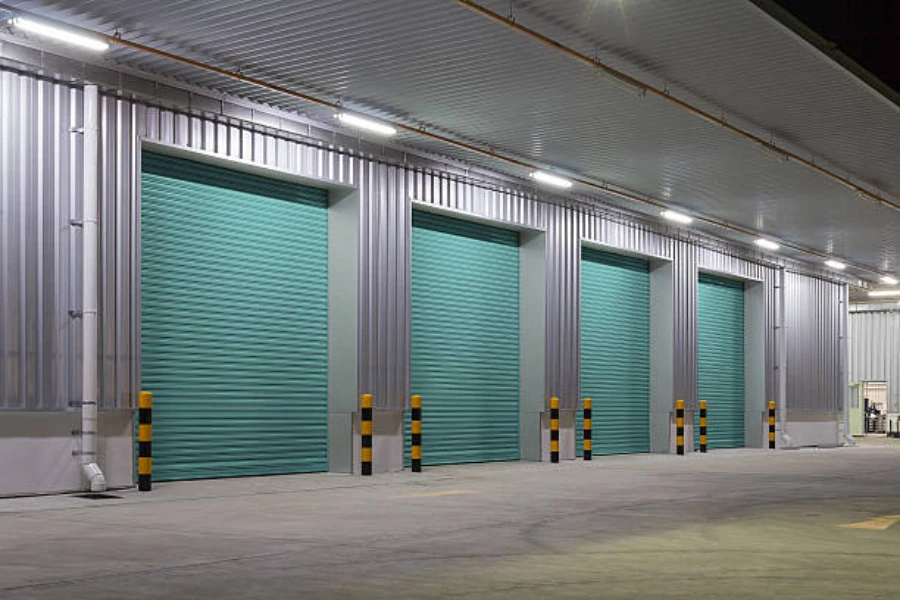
[
  {"left": 0, "top": 3, "right": 886, "bottom": 279},
  {"left": 454, "top": 0, "right": 900, "bottom": 213},
  {"left": 81, "top": 83, "right": 106, "bottom": 492}
]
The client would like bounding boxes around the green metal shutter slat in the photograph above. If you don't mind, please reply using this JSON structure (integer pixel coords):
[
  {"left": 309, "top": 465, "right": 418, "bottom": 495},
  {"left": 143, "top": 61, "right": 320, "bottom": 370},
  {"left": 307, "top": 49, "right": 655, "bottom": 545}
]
[
  {"left": 406, "top": 211, "right": 520, "bottom": 466},
  {"left": 140, "top": 152, "right": 329, "bottom": 481},
  {"left": 697, "top": 273, "right": 745, "bottom": 449},
  {"left": 578, "top": 249, "right": 651, "bottom": 455}
]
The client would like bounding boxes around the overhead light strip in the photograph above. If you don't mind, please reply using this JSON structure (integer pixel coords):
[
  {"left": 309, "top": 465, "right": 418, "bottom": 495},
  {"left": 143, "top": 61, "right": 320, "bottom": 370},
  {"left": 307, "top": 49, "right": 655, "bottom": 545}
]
[
  {"left": 9, "top": 17, "right": 108, "bottom": 51},
  {"left": 531, "top": 170, "right": 573, "bottom": 189},
  {"left": 336, "top": 112, "right": 396, "bottom": 136},
  {"left": 754, "top": 238, "right": 780, "bottom": 251},
  {"left": 0, "top": 4, "right": 882, "bottom": 281},
  {"left": 869, "top": 289, "right": 900, "bottom": 298},
  {"left": 661, "top": 210, "right": 693, "bottom": 225}
]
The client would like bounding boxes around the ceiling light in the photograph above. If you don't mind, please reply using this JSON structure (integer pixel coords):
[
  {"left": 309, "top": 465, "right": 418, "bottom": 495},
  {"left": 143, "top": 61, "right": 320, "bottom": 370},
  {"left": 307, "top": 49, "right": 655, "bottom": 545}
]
[
  {"left": 881, "top": 276, "right": 899, "bottom": 285},
  {"left": 754, "top": 238, "right": 780, "bottom": 251},
  {"left": 824, "top": 259, "right": 846, "bottom": 271},
  {"left": 661, "top": 210, "right": 693, "bottom": 225},
  {"left": 530, "top": 171, "right": 573, "bottom": 189},
  {"left": 868, "top": 289, "right": 900, "bottom": 298},
  {"left": 10, "top": 17, "right": 109, "bottom": 52},
  {"left": 335, "top": 112, "right": 397, "bottom": 136}
]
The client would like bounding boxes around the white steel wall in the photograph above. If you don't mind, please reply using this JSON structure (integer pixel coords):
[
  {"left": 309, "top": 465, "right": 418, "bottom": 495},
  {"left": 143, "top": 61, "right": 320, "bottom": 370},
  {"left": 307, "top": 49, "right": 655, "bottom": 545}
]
[
  {"left": 0, "top": 66, "right": 849, "bottom": 415},
  {"left": 784, "top": 272, "right": 846, "bottom": 413}
]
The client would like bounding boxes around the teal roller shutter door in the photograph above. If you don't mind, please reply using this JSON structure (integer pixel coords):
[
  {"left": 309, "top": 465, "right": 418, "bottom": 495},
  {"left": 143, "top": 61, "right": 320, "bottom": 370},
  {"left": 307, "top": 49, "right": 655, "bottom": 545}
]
[
  {"left": 697, "top": 273, "right": 745, "bottom": 449},
  {"left": 407, "top": 211, "right": 520, "bottom": 466},
  {"left": 578, "top": 249, "right": 650, "bottom": 455},
  {"left": 141, "top": 152, "right": 329, "bottom": 481}
]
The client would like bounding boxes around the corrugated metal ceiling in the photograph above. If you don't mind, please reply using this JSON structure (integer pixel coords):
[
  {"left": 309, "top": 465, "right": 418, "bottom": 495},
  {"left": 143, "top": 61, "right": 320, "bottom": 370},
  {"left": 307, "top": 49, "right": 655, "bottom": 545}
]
[{"left": 4, "top": 0, "right": 899, "bottom": 275}]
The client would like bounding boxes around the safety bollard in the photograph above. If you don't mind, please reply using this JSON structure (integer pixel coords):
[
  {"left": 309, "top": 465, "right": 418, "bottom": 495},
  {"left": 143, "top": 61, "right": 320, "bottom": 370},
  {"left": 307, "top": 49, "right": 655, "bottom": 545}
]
[
  {"left": 361, "top": 394, "right": 373, "bottom": 475},
  {"left": 699, "top": 400, "right": 708, "bottom": 453},
  {"left": 583, "top": 398, "right": 592, "bottom": 461},
  {"left": 676, "top": 399, "right": 685, "bottom": 455},
  {"left": 550, "top": 397, "right": 560, "bottom": 463},
  {"left": 768, "top": 401, "right": 776, "bottom": 449},
  {"left": 411, "top": 395, "right": 422, "bottom": 473},
  {"left": 138, "top": 391, "right": 152, "bottom": 491}
]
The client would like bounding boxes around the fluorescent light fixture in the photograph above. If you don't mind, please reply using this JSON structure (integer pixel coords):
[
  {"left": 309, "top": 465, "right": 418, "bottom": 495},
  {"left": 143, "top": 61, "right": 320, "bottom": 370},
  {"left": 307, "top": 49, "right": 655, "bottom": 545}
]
[
  {"left": 661, "top": 210, "right": 693, "bottom": 225},
  {"left": 824, "top": 259, "right": 846, "bottom": 271},
  {"left": 881, "top": 276, "right": 899, "bottom": 285},
  {"left": 10, "top": 17, "right": 109, "bottom": 52},
  {"left": 335, "top": 112, "right": 396, "bottom": 136},
  {"left": 754, "top": 238, "right": 780, "bottom": 251},
  {"left": 530, "top": 170, "right": 573, "bottom": 189},
  {"left": 868, "top": 289, "right": 900, "bottom": 298}
]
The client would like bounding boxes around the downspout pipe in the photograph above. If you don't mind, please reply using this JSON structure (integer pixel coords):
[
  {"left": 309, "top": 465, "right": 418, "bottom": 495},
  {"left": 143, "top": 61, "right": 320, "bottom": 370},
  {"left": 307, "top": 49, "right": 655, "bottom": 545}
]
[{"left": 81, "top": 83, "right": 106, "bottom": 492}]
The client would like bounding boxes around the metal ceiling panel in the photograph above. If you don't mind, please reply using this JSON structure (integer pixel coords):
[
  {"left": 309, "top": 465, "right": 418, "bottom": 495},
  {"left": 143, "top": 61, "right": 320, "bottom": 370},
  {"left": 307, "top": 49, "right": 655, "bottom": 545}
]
[{"left": 5, "top": 0, "right": 899, "bottom": 274}]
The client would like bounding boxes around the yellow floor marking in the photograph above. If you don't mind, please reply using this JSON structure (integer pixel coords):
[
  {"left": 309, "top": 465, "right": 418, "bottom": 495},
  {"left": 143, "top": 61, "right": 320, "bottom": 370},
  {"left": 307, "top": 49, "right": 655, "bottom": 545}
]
[
  {"left": 393, "top": 490, "right": 481, "bottom": 499},
  {"left": 839, "top": 515, "right": 900, "bottom": 530}
]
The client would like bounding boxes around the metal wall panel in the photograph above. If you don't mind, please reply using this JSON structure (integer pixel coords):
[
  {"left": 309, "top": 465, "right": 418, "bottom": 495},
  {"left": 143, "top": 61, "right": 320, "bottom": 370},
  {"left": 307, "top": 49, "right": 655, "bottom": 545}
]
[
  {"left": 1, "top": 66, "right": 847, "bottom": 418},
  {"left": 1, "top": 70, "right": 81, "bottom": 410},
  {"left": 784, "top": 272, "right": 845, "bottom": 413},
  {"left": 673, "top": 241, "right": 699, "bottom": 410},
  {"left": 1, "top": 68, "right": 553, "bottom": 412},
  {"left": 546, "top": 203, "right": 580, "bottom": 409},
  {"left": 850, "top": 305, "right": 900, "bottom": 413}
]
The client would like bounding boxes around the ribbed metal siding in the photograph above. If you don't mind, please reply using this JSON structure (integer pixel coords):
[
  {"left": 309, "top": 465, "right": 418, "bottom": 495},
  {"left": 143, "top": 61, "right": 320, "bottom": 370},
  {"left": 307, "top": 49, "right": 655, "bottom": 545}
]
[
  {"left": 785, "top": 272, "right": 845, "bottom": 413},
  {"left": 0, "top": 68, "right": 552, "bottom": 412},
  {"left": 673, "top": 241, "right": 699, "bottom": 410},
  {"left": 0, "top": 66, "right": 845, "bottom": 419},
  {"left": 0, "top": 69, "right": 139, "bottom": 411},
  {"left": 850, "top": 306, "right": 900, "bottom": 413},
  {"left": 546, "top": 203, "right": 579, "bottom": 409},
  {"left": 0, "top": 70, "right": 74, "bottom": 410}
]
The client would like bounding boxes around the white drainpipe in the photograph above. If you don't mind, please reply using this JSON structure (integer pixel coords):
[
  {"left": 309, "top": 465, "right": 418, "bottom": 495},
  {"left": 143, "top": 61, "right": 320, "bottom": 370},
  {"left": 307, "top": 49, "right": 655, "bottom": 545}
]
[{"left": 81, "top": 83, "right": 106, "bottom": 492}]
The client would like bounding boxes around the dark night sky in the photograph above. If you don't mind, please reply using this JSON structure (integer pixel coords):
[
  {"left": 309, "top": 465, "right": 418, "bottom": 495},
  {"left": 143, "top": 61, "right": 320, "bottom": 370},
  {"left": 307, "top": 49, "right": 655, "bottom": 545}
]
[{"left": 776, "top": 0, "right": 900, "bottom": 93}]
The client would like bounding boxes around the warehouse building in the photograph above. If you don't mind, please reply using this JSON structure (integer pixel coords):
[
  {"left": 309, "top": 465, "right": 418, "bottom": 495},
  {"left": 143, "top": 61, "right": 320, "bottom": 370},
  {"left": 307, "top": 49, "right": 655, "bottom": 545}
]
[
  {"left": 0, "top": 0, "right": 886, "bottom": 494},
  {"left": 1, "top": 3, "right": 899, "bottom": 596}
]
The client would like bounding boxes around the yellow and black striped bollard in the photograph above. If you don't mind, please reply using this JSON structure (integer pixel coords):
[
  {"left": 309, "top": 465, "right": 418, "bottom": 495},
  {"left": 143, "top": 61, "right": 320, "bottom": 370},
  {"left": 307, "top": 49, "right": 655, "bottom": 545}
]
[
  {"left": 699, "top": 400, "right": 707, "bottom": 453},
  {"left": 676, "top": 399, "right": 685, "bottom": 455},
  {"left": 768, "top": 401, "right": 776, "bottom": 450},
  {"left": 583, "top": 398, "right": 592, "bottom": 461},
  {"left": 361, "top": 394, "right": 373, "bottom": 476},
  {"left": 138, "top": 391, "right": 152, "bottom": 491},
  {"left": 550, "top": 397, "right": 560, "bottom": 463},
  {"left": 411, "top": 395, "right": 422, "bottom": 473}
]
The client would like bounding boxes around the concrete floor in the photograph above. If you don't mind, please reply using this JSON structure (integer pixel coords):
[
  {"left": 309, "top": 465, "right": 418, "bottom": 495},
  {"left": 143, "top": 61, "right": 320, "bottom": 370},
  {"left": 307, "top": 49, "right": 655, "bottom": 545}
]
[{"left": 2, "top": 446, "right": 899, "bottom": 599}]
